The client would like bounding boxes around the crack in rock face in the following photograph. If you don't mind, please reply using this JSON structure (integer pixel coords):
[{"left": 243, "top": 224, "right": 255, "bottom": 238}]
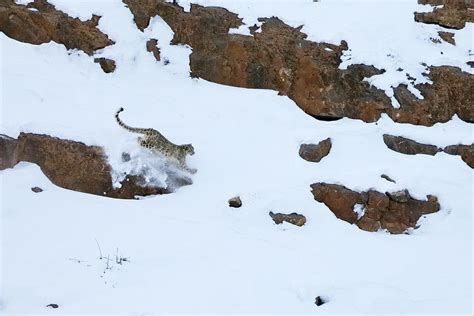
[
  {"left": 311, "top": 183, "right": 440, "bottom": 234},
  {"left": 0, "top": 133, "right": 193, "bottom": 199}
]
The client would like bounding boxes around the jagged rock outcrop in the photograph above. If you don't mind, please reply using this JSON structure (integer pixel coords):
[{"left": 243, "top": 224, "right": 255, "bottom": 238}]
[
  {"left": 299, "top": 138, "right": 332, "bottom": 162},
  {"left": 311, "top": 183, "right": 440, "bottom": 234},
  {"left": 390, "top": 66, "right": 474, "bottom": 125},
  {"left": 0, "top": 133, "right": 193, "bottom": 199},
  {"left": 146, "top": 38, "right": 161, "bottom": 61},
  {"left": 269, "top": 211, "right": 306, "bottom": 227},
  {"left": 94, "top": 57, "right": 116, "bottom": 73},
  {"left": 415, "top": 0, "right": 474, "bottom": 29},
  {"left": 0, "top": 0, "right": 113, "bottom": 55},
  {"left": 123, "top": 0, "right": 473, "bottom": 126},
  {"left": 383, "top": 134, "right": 473, "bottom": 168}
]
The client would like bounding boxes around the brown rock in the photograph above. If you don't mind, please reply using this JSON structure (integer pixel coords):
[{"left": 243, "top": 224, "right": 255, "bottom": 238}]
[
  {"left": 467, "top": 61, "right": 474, "bottom": 68},
  {"left": 146, "top": 38, "right": 161, "bottom": 61},
  {"left": 438, "top": 31, "right": 455, "bottom": 45},
  {"left": 390, "top": 66, "right": 474, "bottom": 126},
  {"left": 228, "top": 196, "right": 242, "bottom": 208},
  {"left": 299, "top": 138, "right": 331, "bottom": 163},
  {"left": 1, "top": 133, "right": 193, "bottom": 199},
  {"left": 383, "top": 134, "right": 441, "bottom": 155},
  {"left": 94, "top": 57, "right": 116, "bottom": 73},
  {"left": 356, "top": 216, "right": 381, "bottom": 232},
  {"left": 123, "top": 1, "right": 391, "bottom": 123},
  {"left": 310, "top": 183, "right": 440, "bottom": 234},
  {"left": 368, "top": 190, "right": 390, "bottom": 208},
  {"left": 123, "top": 1, "right": 473, "bottom": 126},
  {"left": 0, "top": 134, "right": 19, "bottom": 169},
  {"left": 311, "top": 183, "right": 361, "bottom": 224},
  {"left": 269, "top": 211, "right": 306, "bottom": 227},
  {"left": 0, "top": 0, "right": 114, "bottom": 55},
  {"left": 414, "top": 0, "right": 474, "bottom": 30},
  {"left": 443, "top": 144, "right": 474, "bottom": 168},
  {"left": 383, "top": 135, "right": 473, "bottom": 168}
]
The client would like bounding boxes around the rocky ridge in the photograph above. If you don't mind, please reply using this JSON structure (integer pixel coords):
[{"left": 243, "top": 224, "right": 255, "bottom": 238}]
[{"left": 123, "top": 0, "right": 474, "bottom": 126}]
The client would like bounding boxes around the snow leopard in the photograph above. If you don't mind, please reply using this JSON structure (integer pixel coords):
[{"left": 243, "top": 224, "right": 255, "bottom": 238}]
[{"left": 115, "top": 107, "right": 196, "bottom": 173}]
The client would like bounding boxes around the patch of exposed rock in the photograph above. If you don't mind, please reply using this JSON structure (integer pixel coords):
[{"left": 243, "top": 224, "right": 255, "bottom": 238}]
[
  {"left": 443, "top": 144, "right": 474, "bottom": 168},
  {"left": 390, "top": 66, "right": 474, "bottom": 125},
  {"left": 438, "top": 31, "right": 455, "bottom": 45},
  {"left": 228, "top": 196, "right": 242, "bottom": 208},
  {"left": 299, "top": 138, "right": 331, "bottom": 163},
  {"left": 383, "top": 134, "right": 473, "bottom": 168},
  {"left": 310, "top": 183, "right": 440, "bottom": 234},
  {"left": 146, "top": 38, "right": 160, "bottom": 61},
  {"left": 0, "top": 133, "right": 192, "bottom": 199},
  {"left": 31, "top": 186, "right": 43, "bottom": 193},
  {"left": 383, "top": 134, "right": 440, "bottom": 155},
  {"left": 123, "top": 1, "right": 474, "bottom": 126},
  {"left": 0, "top": 0, "right": 114, "bottom": 55},
  {"left": 269, "top": 211, "right": 306, "bottom": 227},
  {"left": 94, "top": 57, "right": 116, "bottom": 73},
  {"left": 0, "top": 134, "right": 18, "bottom": 169},
  {"left": 415, "top": 0, "right": 474, "bottom": 29}
]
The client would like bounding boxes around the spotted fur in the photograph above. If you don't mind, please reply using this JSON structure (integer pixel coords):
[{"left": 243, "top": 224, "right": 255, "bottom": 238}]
[{"left": 115, "top": 107, "right": 196, "bottom": 173}]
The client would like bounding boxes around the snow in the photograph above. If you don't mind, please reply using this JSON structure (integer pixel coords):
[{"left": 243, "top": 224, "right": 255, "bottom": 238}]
[
  {"left": 1, "top": 0, "right": 473, "bottom": 314},
  {"left": 353, "top": 204, "right": 365, "bottom": 220}
]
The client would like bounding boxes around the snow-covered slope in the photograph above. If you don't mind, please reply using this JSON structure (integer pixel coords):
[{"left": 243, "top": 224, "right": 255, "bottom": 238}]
[{"left": 1, "top": 0, "right": 472, "bottom": 314}]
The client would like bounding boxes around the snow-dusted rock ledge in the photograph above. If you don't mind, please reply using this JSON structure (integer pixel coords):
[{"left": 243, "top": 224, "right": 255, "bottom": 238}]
[{"left": 0, "top": 133, "right": 192, "bottom": 199}]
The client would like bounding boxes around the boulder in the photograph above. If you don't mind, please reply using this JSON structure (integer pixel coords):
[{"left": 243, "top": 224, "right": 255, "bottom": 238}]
[
  {"left": 299, "top": 138, "right": 331, "bottom": 163},
  {"left": 31, "top": 186, "right": 43, "bottom": 193},
  {"left": 438, "top": 31, "right": 455, "bottom": 45},
  {"left": 383, "top": 134, "right": 440, "bottom": 155},
  {"left": 269, "top": 211, "right": 306, "bottom": 227},
  {"left": 146, "top": 38, "right": 161, "bottom": 61},
  {"left": 94, "top": 58, "right": 116, "bottom": 73},
  {"left": 310, "top": 183, "right": 440, "bottom": 234},
  {"left": 228, "top": 196, "right": 242, "bottom": 208}
]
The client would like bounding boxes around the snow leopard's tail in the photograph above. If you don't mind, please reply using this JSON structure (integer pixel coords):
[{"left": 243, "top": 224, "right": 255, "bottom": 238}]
[{"left": 115, "top": 107, "right": 153, "bottom": 134}]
